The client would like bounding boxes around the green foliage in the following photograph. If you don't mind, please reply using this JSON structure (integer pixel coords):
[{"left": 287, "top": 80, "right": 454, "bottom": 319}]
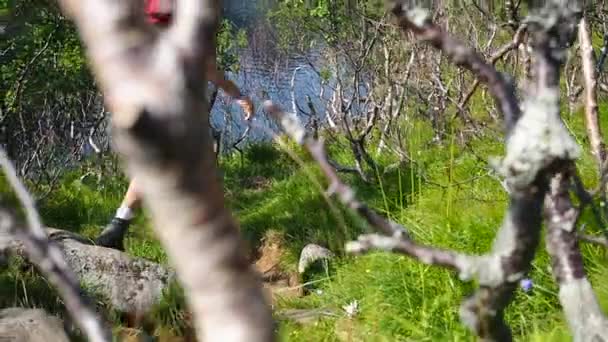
[
  {"left": 269, "top": 0, "right": 383, "bottom": 52},
  {"left": 1, "top": 8, "right": 245, "bottom": 115},
  {"left": 149, "top": 280, "right": 189, "bottom": 336},
  {"left": 0, "top": 0, "right": 9, "bottom": 17},
  {"left": 0, "top": 173, "right": 20, "bottom": 215},
  {"left": 1, "top": 3, "right": 91, "bottom": 113},
  {"left": 274, "top": 110, "right": 608, "bottom": 341},
  {"left": 216, "top": 19, "right": 248, "bottom": 73}
]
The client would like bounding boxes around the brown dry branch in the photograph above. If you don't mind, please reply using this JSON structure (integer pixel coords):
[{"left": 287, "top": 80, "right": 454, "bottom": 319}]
[
  {"left": 56, "top": 0, "right": 274, "bottom": 341},
  {"left": 0, "top": 149, "right": 111, "bottom": 342}
]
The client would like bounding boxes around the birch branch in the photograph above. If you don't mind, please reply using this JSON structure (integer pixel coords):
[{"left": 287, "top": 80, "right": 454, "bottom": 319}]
[
  {"left": 544, "top": 170, "right": 608, "bottom": 341},
  {"left": 538, "top": 15, "right": 608, "bottom": 342},
  {"left": 0, "top": 149, "right": 110, "bottom": 342},
  {"left": 264, "top": 75, "right": 574, "bottom": 339},
  {"left": 416, "top": 4, "right": 583, "bottom": 339},
  {"left": 579, "top": 17, "right": 606, "bottom": 169},
  {"left": 56, "top": 0, "right": 274, "bottom": 341}
]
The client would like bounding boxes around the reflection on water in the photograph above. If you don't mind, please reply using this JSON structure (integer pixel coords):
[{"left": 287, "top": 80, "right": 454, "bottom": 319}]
[{"left": 212, "top": 1, "right": 328, "bottom": 148}]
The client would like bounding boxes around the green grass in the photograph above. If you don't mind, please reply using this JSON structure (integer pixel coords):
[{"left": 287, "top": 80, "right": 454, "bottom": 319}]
[{"left": 1, "top": 105, "right": 608, "bottom": 340}]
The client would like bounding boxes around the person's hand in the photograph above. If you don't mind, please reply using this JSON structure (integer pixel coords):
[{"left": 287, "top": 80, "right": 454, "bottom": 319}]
[{"left": 236, "top": 96, "right": 254, "bottom": 121}]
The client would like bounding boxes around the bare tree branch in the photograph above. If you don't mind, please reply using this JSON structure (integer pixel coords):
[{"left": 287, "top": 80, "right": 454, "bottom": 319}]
[
  {"left": 0, "top": 149, "right": 110, "bottom": 342},
  {"left": 56, "top": 0, "right": 274, "bottom": 341},
  {"left": 579, "top": 16, "right": 606, "bottom": 169},
  {"left": 578, "top": 233, "right": 608, "bottom": 248},
  {"left": 266, "top": 102, "right": 410, "bottom": 239},
  {"left": 387, "top": 1, "right": 521, "bottom": 133},
  {"left": 459, "top": 25, "right": 527, "bottom": 111},
  {"left": 346, "top": 233, "right": 473, "bottom": 271},
  {"left": 535, "top": 14, "right": 608, "bottom": 341},
  {"left": 544, "top": 170, "right": 608, "bottom": 340}
]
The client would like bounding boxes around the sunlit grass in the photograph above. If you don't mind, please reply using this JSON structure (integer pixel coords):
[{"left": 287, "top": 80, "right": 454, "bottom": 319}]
[{"left": 0, "top": 103, "right": 607, "bottom": 340}]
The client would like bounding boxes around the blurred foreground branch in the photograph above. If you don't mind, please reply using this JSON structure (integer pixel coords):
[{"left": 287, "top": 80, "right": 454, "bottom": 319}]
[
  {"left": 0, "top": 149, "right": 111, "bottom": 342},
  {"left": 56, "top": 0, "right": 274, "bottom": 340}
]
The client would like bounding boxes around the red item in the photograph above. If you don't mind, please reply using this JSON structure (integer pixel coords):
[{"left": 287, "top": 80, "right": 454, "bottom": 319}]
[{"left": 145, "top": 0, "right": 174, "bottom": 25}]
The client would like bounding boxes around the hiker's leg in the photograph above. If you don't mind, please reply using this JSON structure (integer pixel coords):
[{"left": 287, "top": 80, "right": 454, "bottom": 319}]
[
  {"left": 95, "top": 179, "right": 141, "bottom": 250},
  {"left": 120, "top": 179, "right": 142, "bottom": 213}
]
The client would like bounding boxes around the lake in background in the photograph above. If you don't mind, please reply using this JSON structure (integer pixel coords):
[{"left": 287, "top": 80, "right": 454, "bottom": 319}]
[{"left": 212, "top": 0, "right": 329, "bottom": 149}]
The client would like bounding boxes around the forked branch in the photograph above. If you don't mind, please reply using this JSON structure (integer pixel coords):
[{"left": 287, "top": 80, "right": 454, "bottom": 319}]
[
  {"left": 539, "top": 15, "right": 608, "bottom": 341},
  {"left": 459, "top": 25, "right": 527, "bottom": 111},
  {"left": 265, "top": 73, "right": 573, "bottom": 338},
  {"left": 386, "top": 0, "right": 521, "bottom": 132}
]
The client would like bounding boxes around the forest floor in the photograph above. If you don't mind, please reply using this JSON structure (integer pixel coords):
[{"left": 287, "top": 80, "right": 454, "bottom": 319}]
[{"left": 1, "top": 109, "right": 608, "bottom": 341}]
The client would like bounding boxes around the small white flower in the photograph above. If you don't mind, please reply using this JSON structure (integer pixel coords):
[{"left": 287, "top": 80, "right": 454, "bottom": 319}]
[{"left": 343, "top": 300, "right": 359, "bottom": 318}]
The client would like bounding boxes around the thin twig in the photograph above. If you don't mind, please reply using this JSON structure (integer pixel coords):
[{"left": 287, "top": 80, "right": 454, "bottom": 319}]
[
  {"left": 459, "top": 25, "right": 527, "bottom": 111},
  {"left": 387, "top": 1, "right": 521, "bottom": 133},
  {"left": 579, "top": 234, "right": 608, "bottom": 248}
]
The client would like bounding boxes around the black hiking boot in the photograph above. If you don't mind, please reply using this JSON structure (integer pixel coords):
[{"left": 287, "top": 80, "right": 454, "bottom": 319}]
[{"left": 95, "top": 217, "right": 130, "bottom": 251}]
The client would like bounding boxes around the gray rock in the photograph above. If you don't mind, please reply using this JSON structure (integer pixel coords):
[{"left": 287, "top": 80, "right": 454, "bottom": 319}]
[
  {"left": 10, "top": 228, "right": 175, "bottom": 314},
  {"left": 0, "top": 308, "right": 70, "bottom": 342},
  {"left": 298, "top": 244, "right": 334, "bottom": 274}
]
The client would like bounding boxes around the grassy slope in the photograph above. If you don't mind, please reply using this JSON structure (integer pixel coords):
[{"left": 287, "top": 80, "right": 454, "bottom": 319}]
[{"left": 1, "top": 104, "right": 608, "bottom": 341}]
